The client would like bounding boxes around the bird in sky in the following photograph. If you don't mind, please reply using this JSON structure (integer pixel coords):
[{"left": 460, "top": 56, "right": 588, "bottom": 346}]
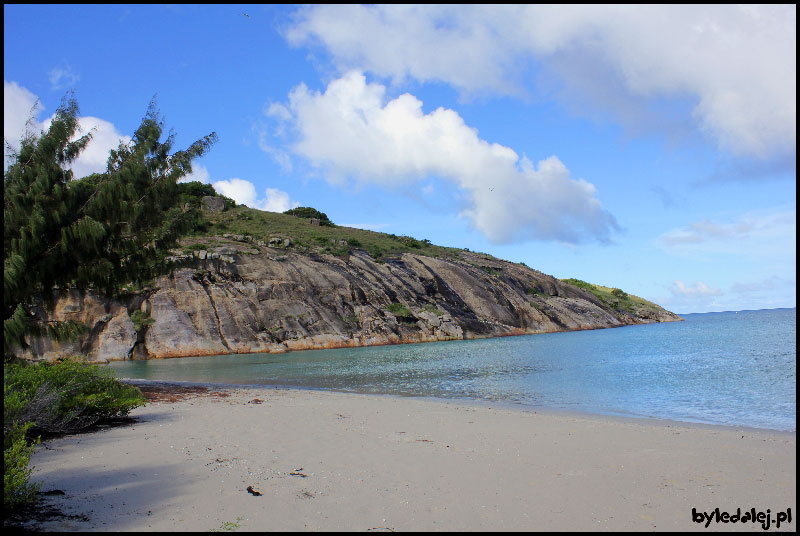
[{"left": 242, "top": 13, "right": 250, "bottom": 19}]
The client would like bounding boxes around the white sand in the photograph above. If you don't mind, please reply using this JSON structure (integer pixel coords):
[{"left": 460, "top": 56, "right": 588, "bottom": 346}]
[{"left": 26, "top": 386, "right": 796, "bottom": 531}]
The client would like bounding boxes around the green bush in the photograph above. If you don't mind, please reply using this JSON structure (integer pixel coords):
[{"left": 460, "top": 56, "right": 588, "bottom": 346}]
[
  {"left": 283, "top": 206, "right": 334, "bottom": 226},
  {"left": 4, "top": 422, "right": 39, "bottom": 509},
  {"left": 220, "top": 196, "right": 237, "bottom": 210},
  {"left": 611, "top": 288, "right": 628, "bottom": 299},
  {"left": 398, "top": 235, "right": 423, "bottom": 248},
  {"left": 177, "top": 182, "right": 235, "bottom": 210},
  {"left": 4, "top": 359, "right": 145, "bottom": 510},
  {"left": 130, "top": 310, "right": 155, "bottom": 332},
  {"left": 421, "top": 305, "right": 444, "bottom": 316},
  {"left": 386, "top": 303, "right": 415, "bottom": 321},
  {"left": 526, "top": 286, "right": 545, "bottom": 296},
  {"left": 177, "top": 181, "right": 218, "bottom": 199},
  {"left": 4, "top": 358, "right": 146, "bottom": 436},
  {"left": 561, "top": 278, "right": 597, "bottom": 291},
  {"left": 366, "top": 244, "right": 385, "bottom": 261}
]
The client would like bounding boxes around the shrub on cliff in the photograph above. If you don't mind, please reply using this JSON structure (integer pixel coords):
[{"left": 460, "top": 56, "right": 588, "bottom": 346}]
[
  {"left": 283, "top": 206, "right": 334, "bottom": 226},
  {"left": 177, "top": 181, "right": 236, "bottom": 210},
  {"left": 386, "top": 303, "right": 416, "bottom": 323}
]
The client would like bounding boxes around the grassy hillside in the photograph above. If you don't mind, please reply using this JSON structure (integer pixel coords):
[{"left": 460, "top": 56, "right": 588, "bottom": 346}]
[
  {"left": 188, "top": 204, "right": 464, "bottom": 262},
  {"left": 560, "top": 278, "right": 672, "bottom": 317}
]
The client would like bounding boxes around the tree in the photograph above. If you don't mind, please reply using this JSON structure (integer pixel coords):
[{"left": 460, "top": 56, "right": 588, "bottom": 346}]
[
  {"left": 4, "top": 95, "right": 216, "bottom": 357},
  {"left": 283, "top": 206, "right": 334, "bottom": 226}
]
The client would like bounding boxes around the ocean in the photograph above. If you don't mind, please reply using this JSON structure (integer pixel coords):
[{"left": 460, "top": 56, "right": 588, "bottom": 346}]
[{"left": 109, "top": 307, "right": 796, "bottom": 431}]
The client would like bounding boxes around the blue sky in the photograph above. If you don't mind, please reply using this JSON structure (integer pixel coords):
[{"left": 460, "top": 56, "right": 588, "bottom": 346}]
[{"left": 4, "top": 5, "right": 796, "bottom": 314}]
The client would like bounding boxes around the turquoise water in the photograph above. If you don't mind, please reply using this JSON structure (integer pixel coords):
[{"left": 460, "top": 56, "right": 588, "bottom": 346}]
[{"left": 109, "top": 308, "right": 796, "bottom": 431}]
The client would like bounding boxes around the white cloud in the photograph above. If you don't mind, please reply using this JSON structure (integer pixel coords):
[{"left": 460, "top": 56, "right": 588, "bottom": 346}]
[
  {"left": 212, "top": 178, "right": 259, "bottom": 206},
  {"left": 730, "top": 276, "right": 791, "bottom": 296},
  {"left": 54, "top": 116, "right": 130, "bottom": 178},
  {"left": 660, "top": 275, "right": 796, "bottom": 313},
  {"left": 670, "top": 280, "right": 722, "bottom": 298},
  {"left": 258, "top": 141, "right": 293, "bottom": 172},
  {"left": 287, "top": 5, "right": 796, "bottom": 161},
  {"left": 271, "top": 71, "right": 618, "bottom": 244},
  {"left": 179, "top": 164, "right": 211, "bottom": 184},
  {"left": 286, "top": 5, "right": 526, "bottom": 96},
  {"left": 4, "top": 80, "right": 41, "bottom": 166},
  {"left": 655, "top": 209, "right": 796, "bottom": 312},
  {"left": 261, "top": 187, "right": 299, "bottom": 212},
  {"left": 48, "top": 65, "right": 80, "bottom": 90},
  {"left": 658, "top": 209, "right": 796, "bottom": 256},
  {"left": 212, "top": 177, "right": 299, "bottom": 212},
  {"left": 5, "top": 81, "right": 129, "bottom": 177}
]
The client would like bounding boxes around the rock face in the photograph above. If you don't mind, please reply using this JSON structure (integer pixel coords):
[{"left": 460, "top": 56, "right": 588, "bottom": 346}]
[
  {"left": 17, "top": 242, "right": 682, "bottom": 362},
  {"left": 201, "top": 196, "right": 226, "bottom": 212}
]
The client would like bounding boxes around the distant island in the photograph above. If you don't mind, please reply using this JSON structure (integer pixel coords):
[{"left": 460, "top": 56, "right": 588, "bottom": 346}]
[{"left": 16, "top": 194, "right": 681, "bottom": 362}]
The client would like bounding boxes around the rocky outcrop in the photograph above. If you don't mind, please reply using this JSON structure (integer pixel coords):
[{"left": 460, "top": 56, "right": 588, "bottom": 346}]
[
  {"left": 201, "top": 196, "right": 226, "bottom": 212},
  {"left": 17, "top": 240, "right": 681, "bottom": 362}
]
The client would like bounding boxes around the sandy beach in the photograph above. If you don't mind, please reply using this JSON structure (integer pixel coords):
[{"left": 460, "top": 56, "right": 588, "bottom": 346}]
[{"left": 20, "top": 384, "right": 796, "bottom": 532}]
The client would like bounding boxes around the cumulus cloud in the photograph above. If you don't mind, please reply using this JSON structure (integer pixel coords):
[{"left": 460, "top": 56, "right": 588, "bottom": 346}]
[
  {"left": 4, "top": 81, "right": 129, "bottom": 176},
  {"left": 270, "top": 71, "right": 618, "bottom": 244},
  {"left": 45, "top": 115, "right": 131, "bottom": 178},
  {"left": 4, "top": 80, "right": 41, "bottom": 165},
  {"left": 179, "top": 163, "right": 211, "bottom": 184},
  {"left": 261, "top": 187, "right": 299, "bottom": 212},
  {"left": 212, "top": 177, "right": 299, "bottom": 213},
  {"left": 287, "top": 5, "right": 796, "bottom": 161},
  {"left": 212, "top": 178, "right": 259, "bottom": 206}
]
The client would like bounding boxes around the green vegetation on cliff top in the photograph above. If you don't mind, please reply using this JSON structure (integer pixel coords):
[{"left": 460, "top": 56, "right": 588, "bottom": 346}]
[
  {"left": 191, "top": 203, "right": 462, "bottom": 262},
  {"left": 560, "top": 278, "right": 670, "bottom": 315},
  {"left": 187, "top": 203, "right": 671, "bottom": 316}
]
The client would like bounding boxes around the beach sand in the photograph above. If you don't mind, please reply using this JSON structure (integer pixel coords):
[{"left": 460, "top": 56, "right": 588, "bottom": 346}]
[{"left": 21, "top": 385, "right": 796, "bottom": 532}]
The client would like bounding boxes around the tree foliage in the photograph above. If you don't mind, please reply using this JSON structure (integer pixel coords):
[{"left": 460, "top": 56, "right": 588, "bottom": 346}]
[
  {"left": 3, "top": 95, "right": 216, "bottom": 356},
  {"left": 283, "top": 206, "right": 334, "bottom": 226}
]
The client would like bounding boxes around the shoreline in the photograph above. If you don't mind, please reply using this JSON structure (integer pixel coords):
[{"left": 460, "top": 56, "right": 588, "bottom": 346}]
[
  {"left": 97, "top": 315, "right": 685, "bottom": 363},
  {"left": 22, "top": 383, "right": 796, "bottom": 531},
  {"left": 119, "top": 377, "right": 797, "bottom": 435}
]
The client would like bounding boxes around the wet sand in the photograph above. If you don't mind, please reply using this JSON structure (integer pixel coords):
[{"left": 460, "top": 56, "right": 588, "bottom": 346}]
[{"left": 22, "top": 384, "right": 796, "bottom": 531}]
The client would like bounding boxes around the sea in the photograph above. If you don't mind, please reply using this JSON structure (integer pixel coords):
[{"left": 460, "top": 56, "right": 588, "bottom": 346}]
[{"left": 109, "top": 308, "right": 796, "bottom": 432}]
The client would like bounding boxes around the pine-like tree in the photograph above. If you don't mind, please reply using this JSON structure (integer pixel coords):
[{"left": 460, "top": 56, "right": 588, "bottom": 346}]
[{"left": 4, "top": 95, "right": 216, "bottom": 357}]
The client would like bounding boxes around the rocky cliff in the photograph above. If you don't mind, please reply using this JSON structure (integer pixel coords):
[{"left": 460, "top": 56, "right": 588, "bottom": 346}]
[{"left": 18, "top": 235, "right": 681, "bottom": 362}]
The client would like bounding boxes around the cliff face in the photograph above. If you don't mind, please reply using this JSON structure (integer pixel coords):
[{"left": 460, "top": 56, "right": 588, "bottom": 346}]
[{"left": 18, "top": 238, "right": 681, "bottom": 362}]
